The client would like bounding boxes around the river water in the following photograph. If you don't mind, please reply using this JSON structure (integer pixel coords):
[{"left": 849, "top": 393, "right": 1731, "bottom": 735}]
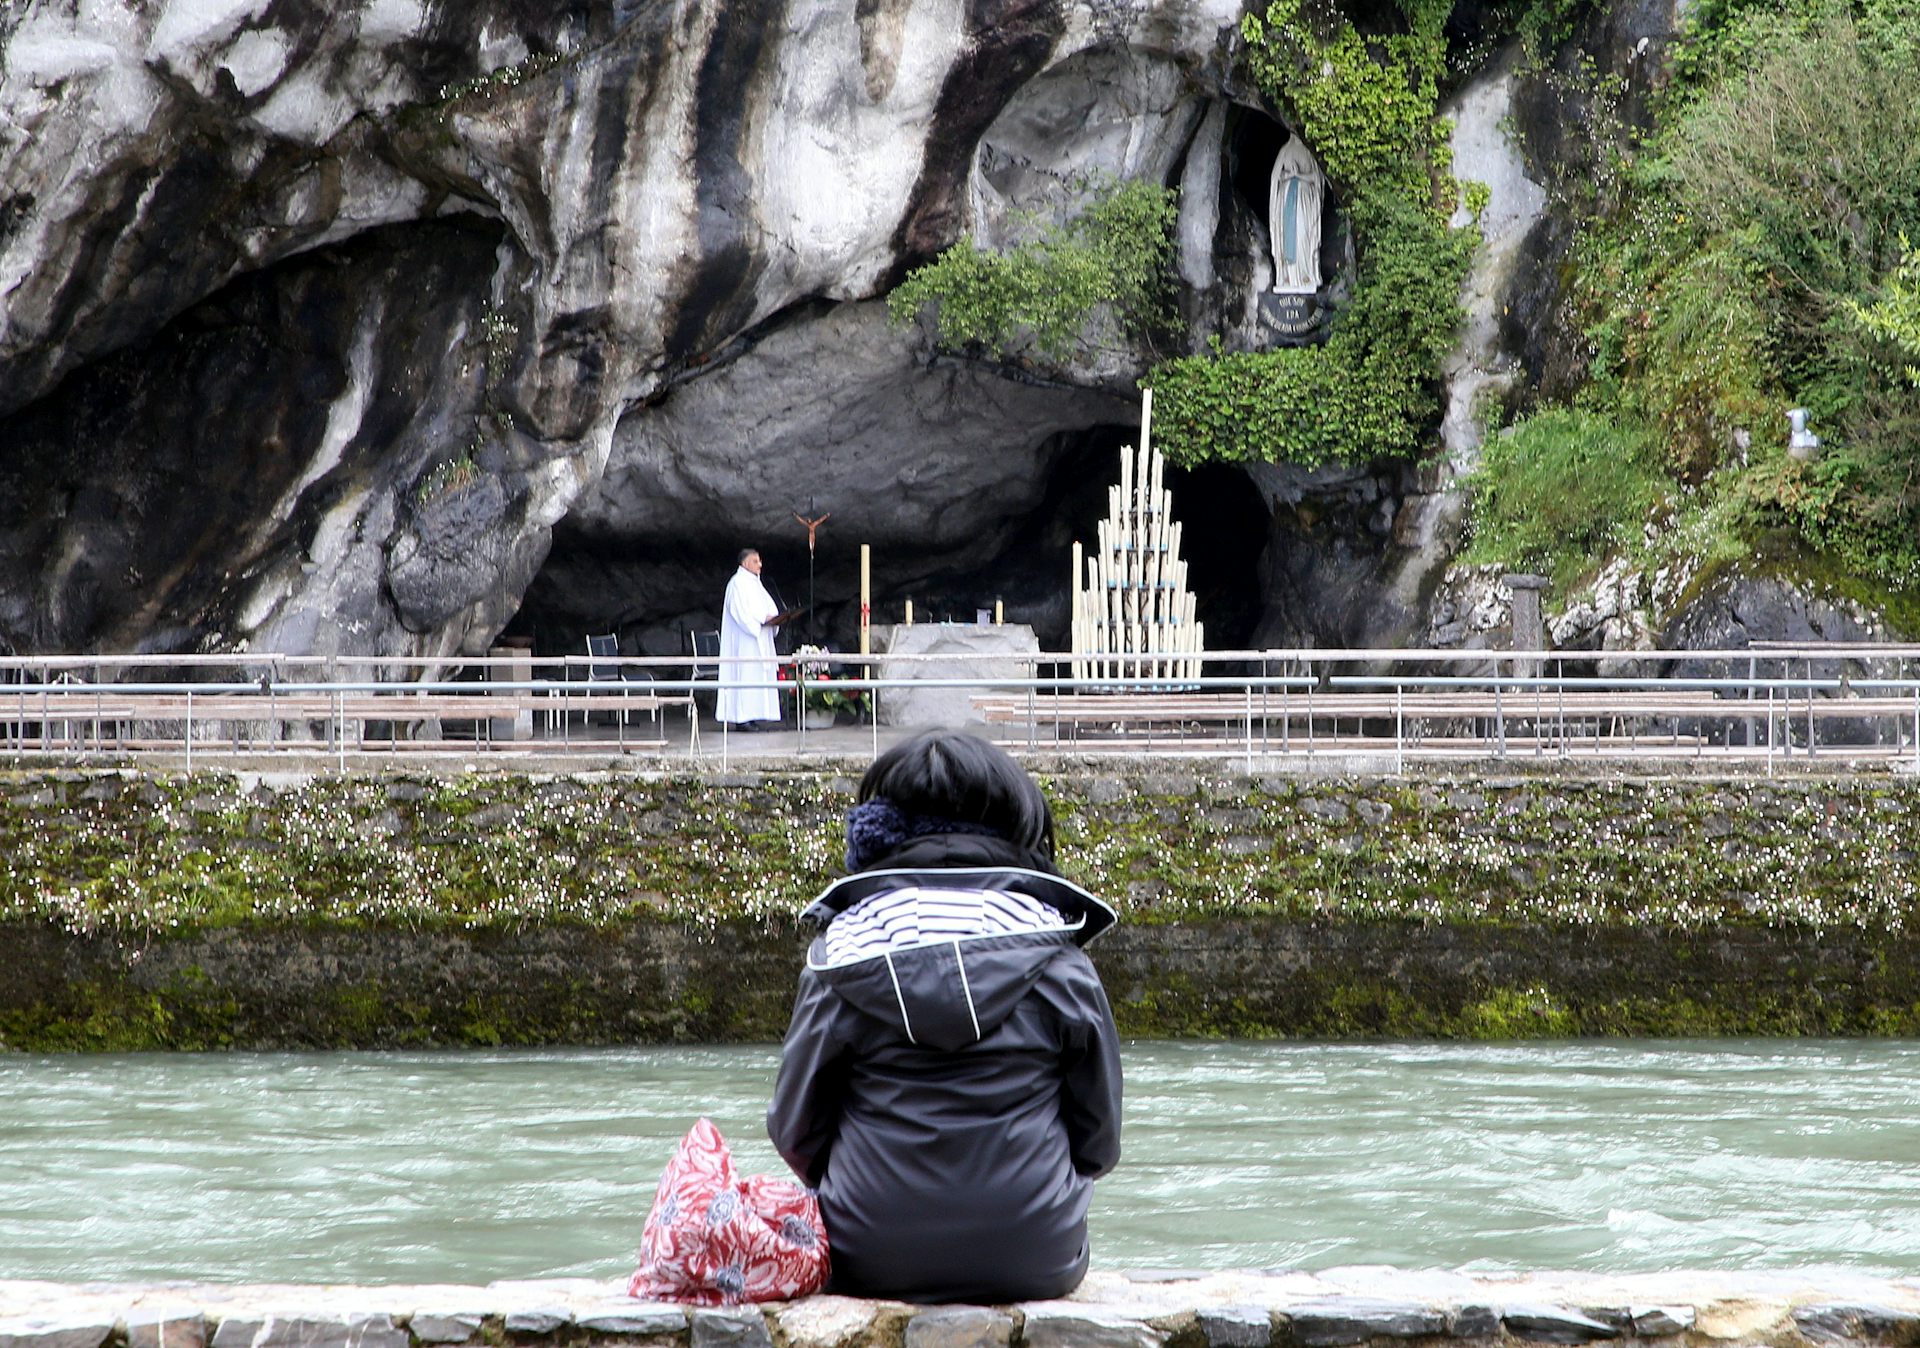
[{"left": 3, "top": 1040, "right": 1918, "bottom": 1283}]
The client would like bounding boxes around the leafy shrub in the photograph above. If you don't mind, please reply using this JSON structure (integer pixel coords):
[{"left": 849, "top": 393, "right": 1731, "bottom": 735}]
[
  {"left": 1461, "top": 408, "right": 1669, "bottom": 591},
  {"left": 1572, "top": 0, "right": 1920, "bottom": 602},
  {"left": 886, "top": 177, "right": 1180, "bottom": 362}
]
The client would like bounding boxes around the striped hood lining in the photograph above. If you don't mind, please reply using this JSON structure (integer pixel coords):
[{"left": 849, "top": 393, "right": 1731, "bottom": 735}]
[
  {"left": 803, "top": 865, "right": 1118, "bottom": 948},
  {"left": 812, "top": 886, "right": 1075, "bottom": 971}
]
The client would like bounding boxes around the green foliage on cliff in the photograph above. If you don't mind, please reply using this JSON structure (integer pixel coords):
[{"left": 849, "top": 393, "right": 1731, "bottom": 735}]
[
  {"left": 1481, "top": 0, "right": 1920, "bottom": 608},
  {"left": 885, "top": 177, "right": 1180, "bottom": 362},
  {"left": 1848, "top": 236, "right": 1920, "bottom": 387},
  {"left": 1459, "top": 409, "right": 1669, "bottom": 592},
  {"left": 1144, "top": 0, "right": 1477, "bottom": 470}
]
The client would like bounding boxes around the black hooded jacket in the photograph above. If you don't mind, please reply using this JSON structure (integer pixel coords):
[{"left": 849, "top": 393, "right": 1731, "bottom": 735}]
[{"left": 766, "top": 834, "right": 1123, "bottom": 1304}]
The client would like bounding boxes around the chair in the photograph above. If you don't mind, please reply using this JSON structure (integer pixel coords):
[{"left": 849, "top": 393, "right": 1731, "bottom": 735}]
[
  {"left": 585, "top": 633, "right": 655, "bottom": 727},
  {"left": 687, "top": 629, "right": 721, "bottom": 710}
]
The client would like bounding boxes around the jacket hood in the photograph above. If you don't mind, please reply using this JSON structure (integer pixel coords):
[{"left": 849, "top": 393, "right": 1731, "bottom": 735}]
[
  {"left": 799, "top": 839, "right": 1118, "bottom": 1052},
  {"left": 809, "top": 923, "right": 1072, "bottom": 1051},
  {"left": 803, "top": 833, "right": 1117, "bottom": 947}
]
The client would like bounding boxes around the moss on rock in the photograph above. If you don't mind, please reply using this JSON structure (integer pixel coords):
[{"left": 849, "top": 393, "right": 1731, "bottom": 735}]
[{"left": 5, "top": 766, "right": 1920, "bottom": 1049}]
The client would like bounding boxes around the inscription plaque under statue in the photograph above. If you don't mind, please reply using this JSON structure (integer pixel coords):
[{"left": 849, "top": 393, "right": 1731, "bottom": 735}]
[{"left": 1259, "top": 290, "right": 1322, "bottom": 340}]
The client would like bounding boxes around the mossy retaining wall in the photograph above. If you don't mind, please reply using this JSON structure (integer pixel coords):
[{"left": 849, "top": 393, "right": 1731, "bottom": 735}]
[{"left": 4, "top": 766, "right": 1920, "bottom": 1049}]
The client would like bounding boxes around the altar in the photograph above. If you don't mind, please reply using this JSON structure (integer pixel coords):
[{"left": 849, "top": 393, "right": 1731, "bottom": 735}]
[{"left": 871, "top": 622, "right": 1039, "bottom": 727}]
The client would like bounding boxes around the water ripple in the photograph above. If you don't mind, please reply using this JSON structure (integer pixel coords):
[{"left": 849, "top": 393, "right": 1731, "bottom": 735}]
[{"left": 2, "top": 1041, "right": 1918, "bottom": 1281}]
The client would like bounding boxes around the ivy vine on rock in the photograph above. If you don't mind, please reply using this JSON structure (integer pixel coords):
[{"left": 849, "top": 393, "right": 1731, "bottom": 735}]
[{"left": 885, "top": 176, "right": 1181, "bottom": 363}]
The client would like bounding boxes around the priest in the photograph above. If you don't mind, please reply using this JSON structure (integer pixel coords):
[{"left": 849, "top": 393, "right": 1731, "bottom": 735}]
[{"left": 718, "top": 548, "right": 784, "bottom": 731}]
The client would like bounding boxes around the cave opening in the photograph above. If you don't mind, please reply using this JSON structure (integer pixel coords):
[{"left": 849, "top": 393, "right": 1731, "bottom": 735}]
[
  {"left": 501, "top": 422, "right": 1273, "bottom": 668},
  {"left": 1226, "top": 108, "right": 1295, "bottom": 235}
]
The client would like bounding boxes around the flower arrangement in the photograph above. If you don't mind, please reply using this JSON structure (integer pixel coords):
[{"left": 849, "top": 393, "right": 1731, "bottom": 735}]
[{"left": 789, "top": 646, "right": 867, "bottom": 717}]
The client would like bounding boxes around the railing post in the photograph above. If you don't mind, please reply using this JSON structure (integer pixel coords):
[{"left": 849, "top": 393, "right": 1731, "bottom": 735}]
[
  {"left": 1244, "top": 684, "right": 1253, "bottom": 772},
  {"left": 186, "top": 689, "right": 194, "bottom": 773},
  {"left": 1395, "top": 684, "right": 1404, "bottom": 775},
  {"left": 1305, "top": 658, "right": 1314, "bottom": 758},
  {"left": 1495, "top": 662, "right": 1507, "bottom": 759},
  {"left": 1556, "top": 658, "right": 1567, "bottom": 759},
  {"left": 1802, "top": 663, "right": 1811, "bottom": 752}
]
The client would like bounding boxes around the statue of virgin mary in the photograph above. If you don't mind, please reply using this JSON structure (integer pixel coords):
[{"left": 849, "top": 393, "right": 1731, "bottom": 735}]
[{"left": 1268, "top": 135, "right": 1324, "bottom": 294}]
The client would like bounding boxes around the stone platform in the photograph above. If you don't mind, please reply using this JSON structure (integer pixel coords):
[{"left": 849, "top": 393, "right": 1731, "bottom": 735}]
[{"left": 4, "top": 1269, "right": 1919, "bottom": 1348}]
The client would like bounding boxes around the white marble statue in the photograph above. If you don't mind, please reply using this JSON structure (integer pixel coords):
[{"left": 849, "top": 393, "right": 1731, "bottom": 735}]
[{"left": 1268, "top": 136, "right": 1324, "bottom": 294}]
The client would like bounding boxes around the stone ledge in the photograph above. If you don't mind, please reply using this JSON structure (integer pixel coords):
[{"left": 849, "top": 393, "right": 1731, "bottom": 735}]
[{"left": 4, "top": 1272, "right": 1920, "bottom": 1348}]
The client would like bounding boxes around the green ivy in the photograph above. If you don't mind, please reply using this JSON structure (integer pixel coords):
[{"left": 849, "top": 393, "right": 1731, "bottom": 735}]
[
  {"left": 1847, "top": 234, "right": 1920, "bottom": 388},
  {"left": 1145, "top": 0, "right": 1475, "bottom": 469},
  {"left": 885, "top": 177, "right": 1180, "bottom": 362}
]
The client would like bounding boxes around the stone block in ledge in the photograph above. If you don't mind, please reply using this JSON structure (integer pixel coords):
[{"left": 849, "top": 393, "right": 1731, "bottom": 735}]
[
  {"left": 1499, "top": 1306, "right": 1621, "bottom": 1343},
  {"left": 126, "top": 1313, "right": 208, "bottom": 1348},
  {"left": 1021, "top": 1306, "right": 1165, "bottom": 1348},
  {"left": 0, "top": 1320, "right": 116, "bottom": 1348},
  {"left": 404, "top": 1316, "right": 483, "bottom": 1344},
  {"left": 903, "top": 1306, "right": 1015, "bottom": 1348},
  {"left": 1282, "top": 1299, "right": 1446, "bottom": 1346},
  {"left": 689, "top": 1309, "right": 773, "bottom": 1348},
  {"left": 1196, "top": 1304, "right": 1274, "bottom": 1348},
  {"left": 1445, "top": 1306, "right": 1499, "bottom": 1339},
  {"left": 1629, "top": 1306, "right": 1695, "bottom": 1338},
  {"left": 208, "top": 1315, "right": 409, "bottom": 1348},
  {"left": 1792, "top": 1304, "right": 1920, "bottom": 1342},
  {"left": 502, "top": 1310, "right": 572, "bottom": 1337},
  {"left": 775, "top": 1297, "right": 907, "bottom": 1348},
  {"left": 577, "top": 1305, "right": 688, "bottom": 1337}
]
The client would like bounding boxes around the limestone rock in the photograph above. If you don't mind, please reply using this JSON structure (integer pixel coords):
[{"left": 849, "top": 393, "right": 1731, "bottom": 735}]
[
  {"left": 0, "top": 1324, "right": 114, "bottom": 1348},
  {"left": 1283, "top": 1300, "right": 1445, "bottom": 1346},
  {"left": 689, "top": 1310, "right": 773, "bottom": 1348},
  {"left": 0, "top": 0, "right": 1245, "bottom": 663},
  {"left": 1791, "top": 1305, "right": 1920, "bottom": 1343},
  {"left": 1196, "top": 1307, "right": 1274, "bottom": 1348},
  {"left": 1628, "top": 1307, "right": 1695, "bottom": 1338},
  {"left": 1021, "top": 1308, "right": 1165, "bottom": 1348},
  {"left": 773, "top": 1299, "right": 888, "bottom": 1348},
  {"left": 904, "top": 1307, "right": 1015, "bottom": 1348},
  {"left": 576, "top": 1307, "right": 687, "bottom": 1337},
  {"left": 126, "top": 1314, "right": 208, "bottom": 1348},
  {"left": 500, "top": 1310, "right": 571, "bottom": 1336},
  {"left": 0, "top": 0, "right": 1711, "bottom": 661},
  {"left": 1445, "top": 1307, "right": 1499, "bottom": 1339},
  {"left": 1498, "top": 1306, "right": 1620, "bottom": 1343},
  {"left": 206, "top": 1317, "right": 409, "bottom": 1348}
]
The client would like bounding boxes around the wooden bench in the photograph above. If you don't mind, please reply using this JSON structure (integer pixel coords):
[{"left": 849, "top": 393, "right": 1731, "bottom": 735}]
[
  {"left": 3, "top": 686, "right": 699, "bottom": 754},
  {"left": 970, "top": 689, "right": 1741, "bottom": 752}
]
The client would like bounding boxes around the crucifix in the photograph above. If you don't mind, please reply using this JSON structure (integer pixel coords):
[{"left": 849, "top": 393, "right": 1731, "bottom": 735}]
[{"left": 793, "top": 504, "right": 831, "bottom": 635}]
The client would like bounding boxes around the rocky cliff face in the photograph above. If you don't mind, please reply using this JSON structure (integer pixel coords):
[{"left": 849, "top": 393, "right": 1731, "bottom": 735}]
[{"left": 0, "top": 0, "right": 1670, "bottom": 665}]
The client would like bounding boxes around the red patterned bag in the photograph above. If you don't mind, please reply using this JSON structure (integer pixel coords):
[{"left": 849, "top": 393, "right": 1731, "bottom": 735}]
[{"left": 628, "top": 1118, "right": 830, "bottom": 1305}]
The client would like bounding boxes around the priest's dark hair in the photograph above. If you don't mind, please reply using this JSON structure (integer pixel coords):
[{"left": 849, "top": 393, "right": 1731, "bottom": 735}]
[
  {"left": 737, "top": 547, "right": 760, "bottom": 565},
  {"left": 856, "top": 729, "right": 1055, "bottom": 862}
]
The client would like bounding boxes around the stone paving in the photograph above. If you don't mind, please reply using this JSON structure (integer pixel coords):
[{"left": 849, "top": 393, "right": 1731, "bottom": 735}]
[{"left": 4, "top": 1269, "right": 1919, "bottom": 1348}]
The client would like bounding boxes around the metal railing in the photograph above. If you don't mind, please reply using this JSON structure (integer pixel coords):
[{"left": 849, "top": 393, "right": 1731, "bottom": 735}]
[{"left": 2, "top": 645, "right": 1918, "bottom": 772}]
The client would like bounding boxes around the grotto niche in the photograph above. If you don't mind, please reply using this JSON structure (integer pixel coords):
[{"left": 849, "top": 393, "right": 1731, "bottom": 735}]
[{"left": 1227, "top": 110, "right": 1336, "bottom": 344}]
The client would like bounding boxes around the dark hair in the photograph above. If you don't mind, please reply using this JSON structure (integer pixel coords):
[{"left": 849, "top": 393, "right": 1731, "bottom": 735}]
[
  {"left": 857, "top": 730, "right": 1054, "bottom": 861},
  {"left": 737, "top": 548, "right": 760, "bottom": 566}
]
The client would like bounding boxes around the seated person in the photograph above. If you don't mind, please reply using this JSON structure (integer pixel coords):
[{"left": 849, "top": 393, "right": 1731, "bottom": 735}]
[{"left": 766, "top": 730, "right": 1123, "bottom": 1303}]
